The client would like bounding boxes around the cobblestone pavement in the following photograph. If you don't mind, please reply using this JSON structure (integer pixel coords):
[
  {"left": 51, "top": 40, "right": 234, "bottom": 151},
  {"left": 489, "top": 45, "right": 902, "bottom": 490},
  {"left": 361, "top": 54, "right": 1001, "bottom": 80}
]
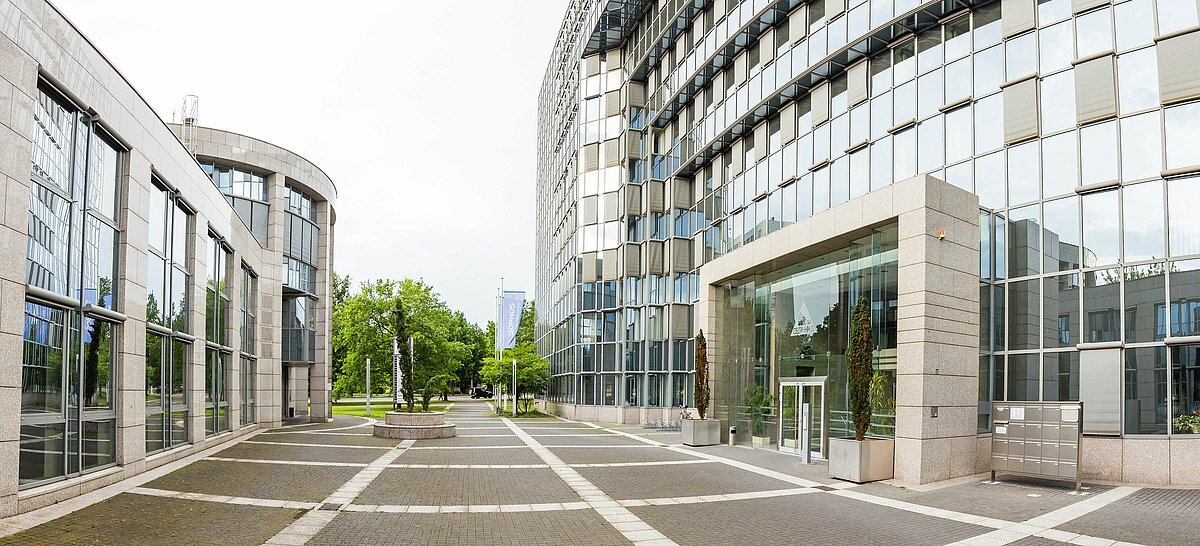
[{"left": 0, "top": 399, "right": 1196, "bottom": 545}]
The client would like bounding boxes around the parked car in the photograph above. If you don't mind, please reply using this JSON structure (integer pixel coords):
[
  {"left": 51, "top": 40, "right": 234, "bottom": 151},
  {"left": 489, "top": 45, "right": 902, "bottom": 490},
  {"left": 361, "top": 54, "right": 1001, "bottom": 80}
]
[{"left": 469, "top": 387, "right": 493, "bottom": 399}]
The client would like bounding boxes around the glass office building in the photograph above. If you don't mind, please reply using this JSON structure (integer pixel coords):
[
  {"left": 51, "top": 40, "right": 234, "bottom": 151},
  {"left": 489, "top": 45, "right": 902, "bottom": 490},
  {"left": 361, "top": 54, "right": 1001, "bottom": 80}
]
[
  {"left": 536, "top": 0, "right": 1200, "bottom": 484},
  {"left": 0, "top": 0, "right": 337, "bottom": 515}
]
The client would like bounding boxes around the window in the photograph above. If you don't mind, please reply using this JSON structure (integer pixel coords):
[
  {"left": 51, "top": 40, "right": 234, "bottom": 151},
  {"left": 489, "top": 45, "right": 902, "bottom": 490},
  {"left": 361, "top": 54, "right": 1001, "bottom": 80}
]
[
  {"left": 1115, "top": 0, "right": 1155, "bottom": 52},
  {"left": 1075, "top": 8, "right": 1113, "bottom": 59},
  {"left": 1044, "top": 273, "right": 1080, "bottom": 347},
  {"left": 146, "top": 179, "right": 192, "bottom": 455},
  {"left": 1123, "top": 181, "right": 1165, "bottom": 262},
  {"left": 1117, "top": 49, "right": 1159, "bottom": 115},
  {"left": 241, "top": 266, "right": 258, "bottom": 354},
  {"left": 1080, "top": 121, "right": 1118, "bottom": 186},
  {"left": 205, "top": 349, "right": 230, "bottom": 435},
  {"left": 1121, "top": 112, "right": 1163, "bottom": 182},
  {"left": 21, "top": 87, "right": 124, "bottom": 487},
  {"left": 1084, "top": 268, "right": 1122, "bottom": 342},
  {"left": 1169, "top": 176, "right": 1200, "bottom": 257},
  {"left": 1082, "top": 190, "right": 1120, "bottom": 267},
  {"left": 1165, "top": 102, "right": 1200, "bottom": 170}
]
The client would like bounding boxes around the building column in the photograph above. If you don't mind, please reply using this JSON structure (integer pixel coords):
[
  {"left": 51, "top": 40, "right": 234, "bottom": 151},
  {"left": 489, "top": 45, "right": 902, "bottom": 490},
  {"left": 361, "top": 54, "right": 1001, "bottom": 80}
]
[
  {"left": 893, "top": 178, "right": 981, "bottom": 484},
  {"left": 309, "top": 199, "right": 333, "bottom": 422},
  {"left": 0, "top": 39, "right": 37, "bottom": 515}
]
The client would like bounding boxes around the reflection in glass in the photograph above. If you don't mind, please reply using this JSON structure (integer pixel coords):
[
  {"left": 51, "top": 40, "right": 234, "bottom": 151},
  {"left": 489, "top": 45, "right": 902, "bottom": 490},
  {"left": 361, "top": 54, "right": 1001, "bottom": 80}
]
[
  {"left": 1121, "top": 112, "right": 1162, "bottom": 182},
  {"left": 1123, "top": 264, "right": 1166, "bottom": 343},
  {"left": 1117, "top": 48, "right": 1158, "bottom": 115},
  {"left": 1166, "top": 102, "right": 1200, "bottom": 170},
  {"left": 1126, "top": 347, "right": 1168, "bottom": 434},
  {"left": 1169, "top": 259, "right": 1200, "bottom": 337},
  {"left": 1084, "top": 268, "right": 1122, "bottom": 342},
  {"left": 1009, "top": 279, "right": 1040, "bottom": 350},
  {"left": 1123, "top": 181, "right": 1165, "bottom": 262},
  {"left": 1169, "top": 176, "right": 1200, "bottom": 257},
  {"left": 1042, "top": 351, "right": 1078, "bottom": 401},
  {"left": 1044, "top": 273, "right": 1079, "bottom": 348},
  {"left": 1043, "top": 197, "right": 1080, "bottom": 272},
  {"left": 1041, "top": 132, "right": 1077, "bottom": 198},
  {"left": 1007, "top": 354, "right": 1039, "bottom": 401},
  {"left": 1008, "top": 141, "right": 1039, "bottom": 206},
  {"left": 1082, "top": 190, "right": 1120, "bottom": 267},
  {"left": 1081, "top": 121, "right": 1118, "bottom": 186}
]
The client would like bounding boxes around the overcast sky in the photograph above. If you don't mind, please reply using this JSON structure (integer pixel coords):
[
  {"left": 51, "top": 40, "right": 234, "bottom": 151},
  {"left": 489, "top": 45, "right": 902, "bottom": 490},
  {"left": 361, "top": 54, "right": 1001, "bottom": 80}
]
[{"left": 53, "top": 0, "right": 570, "bottom": 326}]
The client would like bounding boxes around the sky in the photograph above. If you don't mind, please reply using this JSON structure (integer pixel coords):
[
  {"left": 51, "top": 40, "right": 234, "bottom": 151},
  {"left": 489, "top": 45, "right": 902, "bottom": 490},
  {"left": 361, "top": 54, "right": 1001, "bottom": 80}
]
[{"left": 53, "top": 0, "right": 570, "bottom": 326}]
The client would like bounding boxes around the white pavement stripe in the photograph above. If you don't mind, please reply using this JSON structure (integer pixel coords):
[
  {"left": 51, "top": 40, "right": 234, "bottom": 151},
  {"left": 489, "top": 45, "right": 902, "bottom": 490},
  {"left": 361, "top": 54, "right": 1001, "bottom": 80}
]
[
  {"left": 945, "top": 486, "right": 1143, "bottom": 546},
  {"left": 538, "top": 445, "right": 663, "bottom": 449},
  {"left": 263, "top": 440, "right": 415, "bottom": 546},
  {"left": 276, "top": 416, "right": 376, "bottom": 432},
  {"left": 242, "top": 441, "right": 391, "bottom": 450},
  {"left": 384, "top": 464, "right": 549, "bottom": 469},
  {"left": 407, "top": 445, "right": 531, "bottom": 450},
  {"left": 529, "top": 433, "right": 614, "bottom": 437},
  {"left": 455, "top": 434, "right": 516, "bottom": 437},
  {"left": 343, "top": 502, "right": 594, "bottom": 514},
  {"left": 500, "top": 416, "right": 677, "bottom": 546},
  {"left": 569, "top": 460, "right": 717, "bottom": 468},
  {"left": 127, "top": 486, "right": 320, "bottom": 510},
  {"left": 618, "top": 487, "right": 818, "bottom": 507},
  {"left": 205, "top": 456, "right": 367, "bottom": 468},
  {"left": 831, "top": 489, "right": 1011, "bottom": 529},
  {"left": 260, "top": 431, "right": 375, "bottom": 437}
]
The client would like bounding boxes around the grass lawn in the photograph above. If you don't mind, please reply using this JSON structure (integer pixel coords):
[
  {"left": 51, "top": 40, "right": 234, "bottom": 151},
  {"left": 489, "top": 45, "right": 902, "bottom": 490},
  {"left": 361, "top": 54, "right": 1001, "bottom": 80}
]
[{"left": 332, "top": 398, "right": 448, "bottom": 417}]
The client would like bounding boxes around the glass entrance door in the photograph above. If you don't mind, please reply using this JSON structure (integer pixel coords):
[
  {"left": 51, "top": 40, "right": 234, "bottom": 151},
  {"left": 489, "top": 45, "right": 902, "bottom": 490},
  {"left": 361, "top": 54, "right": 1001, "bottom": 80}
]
[{"left": 779, "top": 379, "right": 825, "bottom": 460}]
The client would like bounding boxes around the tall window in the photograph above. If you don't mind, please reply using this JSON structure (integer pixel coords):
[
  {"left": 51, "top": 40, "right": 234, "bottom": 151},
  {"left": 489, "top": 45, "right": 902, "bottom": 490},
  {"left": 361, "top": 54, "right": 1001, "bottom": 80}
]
[
  {"left": 21, "top": 87, "right": 123, "bottom": 487},
  {"left": 205, "top": 233, "right": 233, "bottom": 435},
  {"left": 240, "top": 266, "right": 257, "bottom": 426},
  {"left": 145, "top": 180, "right": 192, "bottom": 455},
  {"left": 282, "top": 184, "right": 319, "bottom": 366}
]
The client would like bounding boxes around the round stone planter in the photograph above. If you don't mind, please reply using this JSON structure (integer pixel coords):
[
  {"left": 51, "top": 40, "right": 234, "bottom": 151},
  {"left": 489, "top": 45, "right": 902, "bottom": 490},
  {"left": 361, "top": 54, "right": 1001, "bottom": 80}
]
[{"left": 372, "top": 411, "right": 456, "bottom": 440}]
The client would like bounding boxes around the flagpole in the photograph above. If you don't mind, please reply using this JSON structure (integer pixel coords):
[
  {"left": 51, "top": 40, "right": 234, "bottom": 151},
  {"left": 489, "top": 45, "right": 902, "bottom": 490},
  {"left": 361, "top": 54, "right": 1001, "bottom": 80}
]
[{"left": 496, "top": 278, "right": 503, "bottom": 415}]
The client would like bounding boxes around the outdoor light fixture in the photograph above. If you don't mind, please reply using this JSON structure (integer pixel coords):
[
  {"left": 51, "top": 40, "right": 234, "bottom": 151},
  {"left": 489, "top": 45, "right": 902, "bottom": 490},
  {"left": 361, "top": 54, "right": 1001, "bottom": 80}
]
[{"left": 937, "top": 229, "right": 946, "bottom": 240}]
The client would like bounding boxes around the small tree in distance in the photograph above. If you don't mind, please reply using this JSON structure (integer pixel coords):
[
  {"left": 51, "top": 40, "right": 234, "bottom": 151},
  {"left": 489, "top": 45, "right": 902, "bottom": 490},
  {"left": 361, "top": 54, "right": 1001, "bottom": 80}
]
[
  {"left": 847, "top": 296, "right": 873, "bottom": 441},
  {"left": 694, "top": 330, "right": 710, "bottom": 420}
]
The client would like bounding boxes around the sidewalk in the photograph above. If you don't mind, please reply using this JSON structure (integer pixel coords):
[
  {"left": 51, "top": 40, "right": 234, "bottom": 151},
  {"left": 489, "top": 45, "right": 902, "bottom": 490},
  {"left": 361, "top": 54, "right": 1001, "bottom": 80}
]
[{"left": 0, "top": 399, "right": 1193, "bottom": 545}]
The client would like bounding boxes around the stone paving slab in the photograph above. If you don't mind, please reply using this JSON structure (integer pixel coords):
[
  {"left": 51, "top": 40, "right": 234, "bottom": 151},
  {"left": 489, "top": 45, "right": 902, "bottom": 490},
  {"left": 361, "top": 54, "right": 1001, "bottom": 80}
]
[
  {"left": 217, "top": 442, "right": 384, "bottom": 464},
  {"left": 394, "top": 446, "right": 545, "bottom": 465},
  {"left": 1055, "top": 488, "right": 1200, "bottom": 545},
  {"left": 256, "top": 432, "right": 401, "bottom": 447},
  {"left": 275, "top": 415, "right": 372, "bottom": 432},
  {"left": 0, "top": 493, "right": 302, "bottom": 546},
  {"left": 855, "top": 475, "right": 1111, "bottom": 523},
  {"left": 355, "top": 467, "right": 581, "bottom": 506},
  {"left": 631, "top": 493, "right": 991, "bottom": 545},
  {"left": 578, "top": 462, "right": 797, "bottom": 500},
  {"left": 308, "top": 510, "right": 631, "bottom": 545},
  {"left": 144, "top": 460, "right": 360, "bottom": 503},
  {"left": 548, "top": 446, "right": 702, "bottom": 464}
]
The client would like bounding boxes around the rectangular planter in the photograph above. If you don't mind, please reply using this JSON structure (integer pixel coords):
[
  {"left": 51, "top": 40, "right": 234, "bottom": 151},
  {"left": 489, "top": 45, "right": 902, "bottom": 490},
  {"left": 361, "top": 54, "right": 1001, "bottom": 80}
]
[
  {"left": 752, "top": 435, "right": 772, "bottom": 447},
  {"left": 682, "top": 419, "right": 720, "bottom": 446},
  {"left": 829, "top": 437, "right": 895, "bottom": 483}
]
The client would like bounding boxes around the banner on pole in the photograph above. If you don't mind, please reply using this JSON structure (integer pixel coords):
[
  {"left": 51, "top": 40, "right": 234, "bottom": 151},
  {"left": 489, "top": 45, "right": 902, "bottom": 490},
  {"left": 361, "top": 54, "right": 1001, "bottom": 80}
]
[
  {"left": 392, "top": 337, "right": 401, "bottom": 408},
  {"left": 496, "top": 291, "right": 525, "bottom": 352}
]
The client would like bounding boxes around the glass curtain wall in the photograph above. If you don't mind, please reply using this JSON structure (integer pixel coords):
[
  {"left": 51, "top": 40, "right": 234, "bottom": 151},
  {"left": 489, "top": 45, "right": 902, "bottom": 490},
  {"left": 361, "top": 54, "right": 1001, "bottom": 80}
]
[
  {"left": 205, "top": 233, "right": 233, "bottom": 435},
  {"left": 145, "top": 180, "right": 192, "bottom": 454},
  {"left": 21, "top": 87, "right": 123, "bottom": 487},
  {"left": 240, "top": 265, "right": 257, "bottom": 426},
  {"left": 201, "top": 162, "right": 269, "bottom": 246},
  {"left": 718, "top": 225, "right": 898, "bottom": 447}
]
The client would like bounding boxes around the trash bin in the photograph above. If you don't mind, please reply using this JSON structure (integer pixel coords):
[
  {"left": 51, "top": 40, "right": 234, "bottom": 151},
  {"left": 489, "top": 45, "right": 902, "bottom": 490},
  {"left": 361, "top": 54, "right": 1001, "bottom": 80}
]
[{"left": 728, "top": 426, "right": 736, "bottom": 446}]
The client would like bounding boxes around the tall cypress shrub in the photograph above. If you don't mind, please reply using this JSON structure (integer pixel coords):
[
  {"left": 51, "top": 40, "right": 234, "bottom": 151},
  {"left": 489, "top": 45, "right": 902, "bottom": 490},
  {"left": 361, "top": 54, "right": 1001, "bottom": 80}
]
[
  {"left": 847, "top": 296, "right": 873, "bottom": 441},
  {"left": 695, "top": 330, "right": 709, "bottom": 419}
]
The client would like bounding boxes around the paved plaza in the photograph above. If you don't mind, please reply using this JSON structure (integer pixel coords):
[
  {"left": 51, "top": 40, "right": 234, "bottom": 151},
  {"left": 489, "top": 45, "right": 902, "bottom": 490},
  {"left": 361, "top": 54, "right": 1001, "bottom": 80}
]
[{"left": 0, "top": 400, "right": 1195, "bottom": 545}]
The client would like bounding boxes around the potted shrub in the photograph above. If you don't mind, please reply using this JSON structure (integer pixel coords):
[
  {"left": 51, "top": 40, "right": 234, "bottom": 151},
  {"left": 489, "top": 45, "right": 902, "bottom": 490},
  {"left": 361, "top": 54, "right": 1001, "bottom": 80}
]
[
  {"left": 828, "top": 296, "right": 895, "bottom": 483},
  {"left": 682, "top": 330, "right": 720, "bottom": 446},
  {"left": 748, "top": 385, "right": 774, "bottom": 447},
  {"left": 1174, "top": 409, "right": 1200, "bottom": 434}
]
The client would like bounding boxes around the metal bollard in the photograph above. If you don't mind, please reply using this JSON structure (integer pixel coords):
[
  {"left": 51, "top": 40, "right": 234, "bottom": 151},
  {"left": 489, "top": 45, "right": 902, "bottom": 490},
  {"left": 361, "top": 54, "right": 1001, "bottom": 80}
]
[{"left": 728, "top": 426, "right": 736, "bottom": 446}]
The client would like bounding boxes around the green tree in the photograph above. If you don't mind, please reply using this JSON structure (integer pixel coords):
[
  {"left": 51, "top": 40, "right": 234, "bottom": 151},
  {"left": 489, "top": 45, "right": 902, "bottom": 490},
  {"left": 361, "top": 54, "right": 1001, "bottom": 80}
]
[
  {"left": 449, "top": 311, "right": 487, "bottom": 393},
  {"left": 847, "top": 296, "right": 873, "bottom": 441},
  {"left": 334, "top": 278, "right": 470, "bottom": 412},
  {"left": 481, "top": 343, "right": 548, "bottom": 415},
  {"left": 330, "top": 271, "right": 352, "bottom": 391}
]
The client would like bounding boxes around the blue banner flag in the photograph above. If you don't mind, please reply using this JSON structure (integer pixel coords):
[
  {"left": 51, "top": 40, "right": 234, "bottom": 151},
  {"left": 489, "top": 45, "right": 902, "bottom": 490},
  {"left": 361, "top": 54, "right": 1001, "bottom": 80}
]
[{"left": 497, "top": 291, "right": 525, "bottom": 352}]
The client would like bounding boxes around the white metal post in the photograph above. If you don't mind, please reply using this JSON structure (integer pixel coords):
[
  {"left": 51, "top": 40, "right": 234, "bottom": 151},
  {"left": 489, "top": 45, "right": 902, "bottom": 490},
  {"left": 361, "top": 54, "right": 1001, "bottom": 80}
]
[
  {"left": 365, "top": 358, "right": 371, "bottom": 417},
  {"left": 512, "top": 359, "right": 517, "bottom": 415}
]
